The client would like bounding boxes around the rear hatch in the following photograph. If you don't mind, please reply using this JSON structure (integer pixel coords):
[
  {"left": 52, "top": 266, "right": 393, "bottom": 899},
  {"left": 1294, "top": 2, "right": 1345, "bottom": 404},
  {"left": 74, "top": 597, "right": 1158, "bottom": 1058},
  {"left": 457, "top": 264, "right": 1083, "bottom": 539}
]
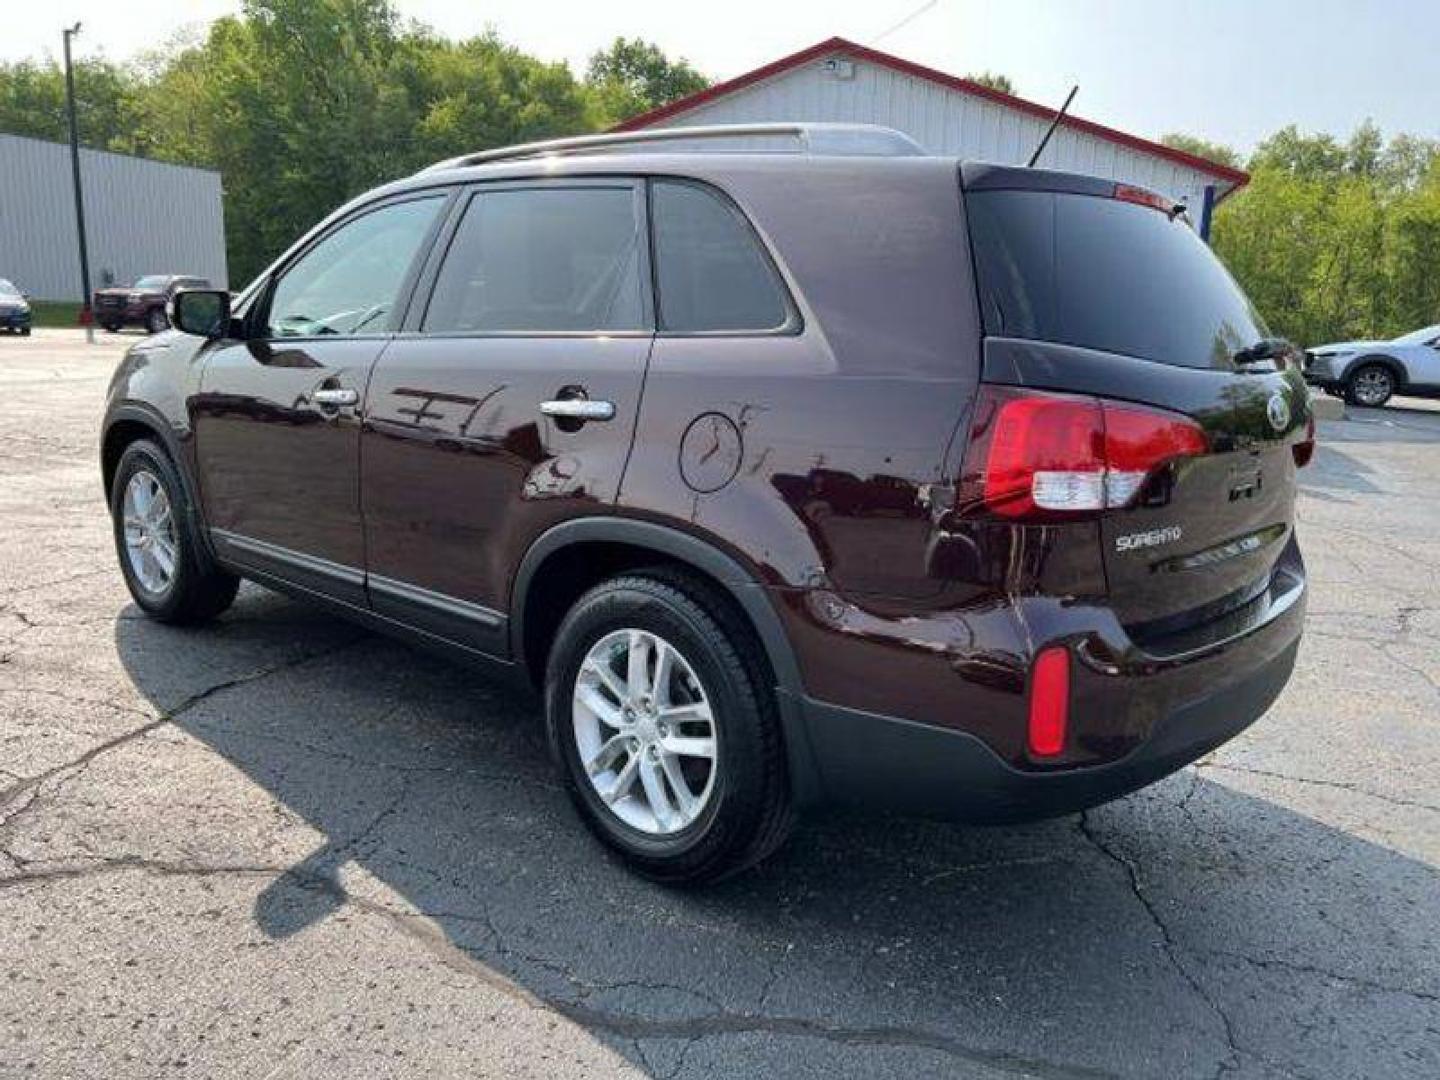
[{"left": 961, "top": 165, "right": 1311, "bottom": 637}]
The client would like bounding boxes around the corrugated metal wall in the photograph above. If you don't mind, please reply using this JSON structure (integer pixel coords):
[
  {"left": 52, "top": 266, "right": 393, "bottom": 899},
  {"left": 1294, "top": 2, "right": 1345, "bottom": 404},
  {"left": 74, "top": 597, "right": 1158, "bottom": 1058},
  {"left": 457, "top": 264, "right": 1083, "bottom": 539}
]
[
  {"left": 0, "top": 133, "right": 227, "bottom": 301},
  {"left": 644, "top": 54, "right": 1230, "bottom": 221}
]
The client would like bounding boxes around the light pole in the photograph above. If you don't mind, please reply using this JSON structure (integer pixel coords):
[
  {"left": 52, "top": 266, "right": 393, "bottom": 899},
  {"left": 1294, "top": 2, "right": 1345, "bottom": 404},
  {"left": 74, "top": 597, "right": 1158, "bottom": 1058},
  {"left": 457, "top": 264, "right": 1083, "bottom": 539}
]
[{"left": 62, "top": 23, "right": 95, "bottom": 344}]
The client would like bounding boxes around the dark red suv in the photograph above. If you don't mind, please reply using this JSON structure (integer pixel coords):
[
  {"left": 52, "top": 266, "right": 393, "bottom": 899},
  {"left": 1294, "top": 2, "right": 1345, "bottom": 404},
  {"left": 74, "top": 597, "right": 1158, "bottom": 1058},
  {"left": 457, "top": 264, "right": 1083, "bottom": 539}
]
[
  {"left": 94, "top": 275, "right": 212, "bottom": 335},
  {"left": 101, "top": 124, "right": 1310, "bottom": 883}
]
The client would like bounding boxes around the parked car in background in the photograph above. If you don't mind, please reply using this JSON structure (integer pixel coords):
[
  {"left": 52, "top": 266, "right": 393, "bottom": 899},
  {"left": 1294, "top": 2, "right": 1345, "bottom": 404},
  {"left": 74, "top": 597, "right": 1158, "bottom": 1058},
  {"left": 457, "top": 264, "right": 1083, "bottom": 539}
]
[
  {"left": 1305, "top": 324, "right": 1440, "bottom": 407},
  {"left": 100, "top": 124, "right": 1312, "bottom": 883},
  {"left": 0, "top": 278, "right": 32, "bottom": 335},
  {"left": 94, "top": 275, "right": 212, "bottom": 335}
]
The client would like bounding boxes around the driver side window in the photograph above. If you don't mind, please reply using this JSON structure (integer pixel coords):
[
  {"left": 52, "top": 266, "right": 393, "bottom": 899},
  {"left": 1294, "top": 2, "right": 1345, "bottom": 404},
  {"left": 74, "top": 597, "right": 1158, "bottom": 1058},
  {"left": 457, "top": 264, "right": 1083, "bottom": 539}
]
[{"left": 266, "top": 196, "right": 443, "bottom": 338}]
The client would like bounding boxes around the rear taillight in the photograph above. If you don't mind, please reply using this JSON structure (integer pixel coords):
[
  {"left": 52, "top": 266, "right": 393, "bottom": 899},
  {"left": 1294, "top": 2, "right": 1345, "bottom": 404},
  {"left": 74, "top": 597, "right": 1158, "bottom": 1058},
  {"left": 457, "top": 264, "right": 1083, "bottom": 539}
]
[
  {"left": 1293, "top": 414, "right": 1316, "bottom": 467},
  {"left": 962, "top": 386, "right": 1208, "bottom": 518}
]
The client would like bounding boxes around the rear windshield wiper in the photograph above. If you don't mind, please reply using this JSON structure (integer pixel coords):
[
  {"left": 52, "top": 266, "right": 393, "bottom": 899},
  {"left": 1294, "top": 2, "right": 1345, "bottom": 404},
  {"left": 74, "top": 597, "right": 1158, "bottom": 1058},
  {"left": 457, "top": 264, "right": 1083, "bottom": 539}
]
[{"left": 1232, "top": 338, "right": 1294, "bottom": 370}]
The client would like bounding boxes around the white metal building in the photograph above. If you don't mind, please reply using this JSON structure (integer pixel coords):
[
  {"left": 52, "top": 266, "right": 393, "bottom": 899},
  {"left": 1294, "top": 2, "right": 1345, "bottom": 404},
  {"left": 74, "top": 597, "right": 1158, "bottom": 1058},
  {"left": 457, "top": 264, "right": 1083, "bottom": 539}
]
[
  {"left": 0, "top": 133, "right": 227, "bottom": 301},
  {"left": 617, "top": 37, "right": 1248, "bottom": 237}
]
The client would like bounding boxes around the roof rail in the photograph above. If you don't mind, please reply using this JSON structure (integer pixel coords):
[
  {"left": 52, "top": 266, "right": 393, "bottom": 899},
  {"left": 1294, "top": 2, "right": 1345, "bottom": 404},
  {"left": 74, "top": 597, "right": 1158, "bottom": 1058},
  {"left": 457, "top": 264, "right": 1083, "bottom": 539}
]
[{"left": 417, "top": 123, "right": 924, "bottom": 174}]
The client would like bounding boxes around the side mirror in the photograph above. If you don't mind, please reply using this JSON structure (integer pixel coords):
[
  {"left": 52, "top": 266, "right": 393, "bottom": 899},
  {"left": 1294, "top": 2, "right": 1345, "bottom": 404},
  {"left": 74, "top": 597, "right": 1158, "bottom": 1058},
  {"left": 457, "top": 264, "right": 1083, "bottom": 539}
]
[{"left": 170, "top": 289, "right": 231, "bottom": 339}]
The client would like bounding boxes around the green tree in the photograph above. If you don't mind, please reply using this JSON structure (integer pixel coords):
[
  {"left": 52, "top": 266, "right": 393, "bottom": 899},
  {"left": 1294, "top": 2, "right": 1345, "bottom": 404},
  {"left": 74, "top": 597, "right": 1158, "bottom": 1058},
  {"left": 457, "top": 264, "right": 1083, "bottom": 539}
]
[
  {"left": 1161, "top": 132, "right": 1240, "bottom": 169},
  {"left": 0, "top": 57, "right": 147, "bottom": 150},
  {"left": 1346, "top": 118, "right": 1383, "bottom": 176},
  {"left": 585, "top": 37, "right": 708, "bottom": 123},
  {"left": 965, "top": 71, "right": 1014, "bottom": 95},
  {"left": 1212, "top": 123, "right": 1440, "bottom": 346},
  {"left": 1248, "top": 124, "right": 1347, "bottom": 178}
]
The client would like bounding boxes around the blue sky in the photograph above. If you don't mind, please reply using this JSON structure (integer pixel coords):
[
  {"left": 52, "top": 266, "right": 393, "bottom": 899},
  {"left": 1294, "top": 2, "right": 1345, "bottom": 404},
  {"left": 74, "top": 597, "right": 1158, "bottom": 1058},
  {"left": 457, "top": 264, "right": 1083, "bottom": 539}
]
[{"left": 9, "top": 0, "right": 1438, "bottom": 154}]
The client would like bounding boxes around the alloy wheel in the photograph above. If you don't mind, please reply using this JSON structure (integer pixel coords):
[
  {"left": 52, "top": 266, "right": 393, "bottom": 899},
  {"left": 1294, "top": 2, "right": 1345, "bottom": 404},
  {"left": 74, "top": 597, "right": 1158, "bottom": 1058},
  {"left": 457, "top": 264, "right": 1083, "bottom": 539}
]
[
  {"left": 122, "top": 469, "right": 177, "bottom": 595},
  {"left": 1353, "top": 368, "right": 1392, "bottom": 406},
  {"left": 572, "top": 628, "right": 718, "bottom": 835}
]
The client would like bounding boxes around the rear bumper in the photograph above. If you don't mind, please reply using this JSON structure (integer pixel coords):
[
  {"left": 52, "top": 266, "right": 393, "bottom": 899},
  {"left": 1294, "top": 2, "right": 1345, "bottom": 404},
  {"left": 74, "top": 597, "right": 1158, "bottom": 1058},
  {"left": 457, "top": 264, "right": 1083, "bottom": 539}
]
[
  {"left": 778, "top": 546, "right": 1306, "bottom": 822},
  {"left": 785, "top": 636, "right": 1296, "bottom": 822}
]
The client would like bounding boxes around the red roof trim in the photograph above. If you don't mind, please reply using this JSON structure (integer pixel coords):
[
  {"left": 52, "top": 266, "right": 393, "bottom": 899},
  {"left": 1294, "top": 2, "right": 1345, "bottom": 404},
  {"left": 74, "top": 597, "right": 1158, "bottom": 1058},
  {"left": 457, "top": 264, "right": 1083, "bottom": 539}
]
[{"left": 613, "top": 36, "right": 1249, "bottom": 192}]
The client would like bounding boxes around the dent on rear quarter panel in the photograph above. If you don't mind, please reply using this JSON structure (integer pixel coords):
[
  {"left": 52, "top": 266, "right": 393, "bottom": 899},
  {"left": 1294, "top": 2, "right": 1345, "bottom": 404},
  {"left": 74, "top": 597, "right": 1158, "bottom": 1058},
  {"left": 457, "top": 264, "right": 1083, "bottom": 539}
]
[
  {"left": 616, "top": 158, "right": 1037, "bottom": 723},
  {"left": 619, "top": 156, "right": 984, "bottom": 599}
]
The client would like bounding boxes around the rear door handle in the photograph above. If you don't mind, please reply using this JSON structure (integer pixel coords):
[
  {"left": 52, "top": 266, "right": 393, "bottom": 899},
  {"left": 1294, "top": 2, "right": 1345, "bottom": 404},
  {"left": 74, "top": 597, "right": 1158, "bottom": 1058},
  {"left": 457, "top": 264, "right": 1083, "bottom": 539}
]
[
  {"left": 540, "top": 399, "right": 615, "bottom": 422},
  {"left": 314, "top": 387, "right": 359, "bottom": 408}
]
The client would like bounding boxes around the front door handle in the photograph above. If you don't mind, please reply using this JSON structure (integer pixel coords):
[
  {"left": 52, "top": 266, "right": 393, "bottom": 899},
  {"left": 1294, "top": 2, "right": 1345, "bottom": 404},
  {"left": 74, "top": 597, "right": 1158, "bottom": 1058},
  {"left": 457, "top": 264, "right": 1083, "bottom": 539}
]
[
  {"left": 540, "top": 398, "right": 615, "bottom": 422},
  {"left": 314, "top": 387, "right": 359, "bottom": 408}
]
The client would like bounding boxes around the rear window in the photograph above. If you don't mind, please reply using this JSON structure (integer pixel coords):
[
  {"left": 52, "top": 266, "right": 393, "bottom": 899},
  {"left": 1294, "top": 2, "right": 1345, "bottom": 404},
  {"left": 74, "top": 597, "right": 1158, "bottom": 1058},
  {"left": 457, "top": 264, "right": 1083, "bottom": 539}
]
[{"left": 966, "top": 189, "right": 1267, "bottom": 369}]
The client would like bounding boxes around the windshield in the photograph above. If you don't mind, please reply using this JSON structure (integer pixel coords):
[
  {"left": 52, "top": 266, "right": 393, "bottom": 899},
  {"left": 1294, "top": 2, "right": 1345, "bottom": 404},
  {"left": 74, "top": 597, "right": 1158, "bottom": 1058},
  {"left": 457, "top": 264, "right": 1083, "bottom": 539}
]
[
  {"left": 967, "top": 189, "right": 1269, "bottom": 370},
  {"left": 1393, "top": 324, "right": 1440, "bottom": 345},
  {"left": 134, "top": 276, "right": 169, "bottom": 290},
  {"left": 0, "top": 279, "right": 19, "bottom": 297}
]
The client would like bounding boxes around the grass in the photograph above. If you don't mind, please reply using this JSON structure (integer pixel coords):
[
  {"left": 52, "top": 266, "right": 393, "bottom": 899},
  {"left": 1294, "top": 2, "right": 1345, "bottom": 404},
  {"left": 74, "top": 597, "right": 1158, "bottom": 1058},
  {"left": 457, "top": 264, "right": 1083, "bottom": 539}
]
[{"left": 29, "top": 301, "right": 84, "bottom": 328}]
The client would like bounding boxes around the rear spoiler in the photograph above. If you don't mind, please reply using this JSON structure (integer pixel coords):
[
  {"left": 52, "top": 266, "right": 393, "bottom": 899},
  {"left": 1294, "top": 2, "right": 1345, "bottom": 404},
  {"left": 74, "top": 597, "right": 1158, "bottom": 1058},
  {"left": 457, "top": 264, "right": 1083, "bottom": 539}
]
[{"left": 961, "top": 163, "right": 1188, "bottom": 220}]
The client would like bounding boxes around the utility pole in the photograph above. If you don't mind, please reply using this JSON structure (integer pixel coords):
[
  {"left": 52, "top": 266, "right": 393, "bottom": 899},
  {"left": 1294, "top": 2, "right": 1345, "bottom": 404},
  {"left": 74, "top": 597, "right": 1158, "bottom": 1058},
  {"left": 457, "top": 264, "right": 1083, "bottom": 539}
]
[{"left": 63, "top": 23, "right": 95, "bottom": 344}]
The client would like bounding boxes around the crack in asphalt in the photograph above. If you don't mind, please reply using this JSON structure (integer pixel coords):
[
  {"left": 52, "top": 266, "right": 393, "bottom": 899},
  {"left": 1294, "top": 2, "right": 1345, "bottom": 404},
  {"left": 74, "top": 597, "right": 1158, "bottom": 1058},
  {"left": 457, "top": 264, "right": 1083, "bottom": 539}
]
[
  {"left": 182, "top": 719, "right": 560, "bottom": 788},
  {"left": 1197, "top": 761, "right": 1440, "bottom": 815},
  {"left": 1077, "top": 811, "right": 1248, "bottom": 1080},
  {"left": 3, "top": 856, "right": 1120, "bottom": 1079},
  {"left": 1196, "top": 947, "right": 1440, "bottom": 1004},
  {"left": 0, "top": 637, "right": 367, "bottom": 815}
]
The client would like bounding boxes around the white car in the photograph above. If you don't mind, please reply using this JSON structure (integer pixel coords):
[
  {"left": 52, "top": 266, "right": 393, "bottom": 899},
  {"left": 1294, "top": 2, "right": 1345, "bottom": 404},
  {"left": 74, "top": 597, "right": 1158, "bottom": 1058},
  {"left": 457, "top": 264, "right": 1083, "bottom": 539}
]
[{"left": 1305, "top": 324, "right": 1440, "bottom": 407}]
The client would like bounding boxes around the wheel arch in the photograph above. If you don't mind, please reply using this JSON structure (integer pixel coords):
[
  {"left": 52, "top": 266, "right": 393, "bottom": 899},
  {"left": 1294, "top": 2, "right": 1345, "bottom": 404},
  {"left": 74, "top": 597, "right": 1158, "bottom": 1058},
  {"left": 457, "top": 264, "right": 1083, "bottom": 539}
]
[
  {"left": 510, "top": 517, "right": 803, "bottom": 696},
  {"left": 1343, "top": 353, "right": 1407, "bottom": 390},
  {"left": 101, "top": 405, "right": 214, "bottom": 560},
  {"left": 510, "top": 517, "right": 820, "bottom": 804}
]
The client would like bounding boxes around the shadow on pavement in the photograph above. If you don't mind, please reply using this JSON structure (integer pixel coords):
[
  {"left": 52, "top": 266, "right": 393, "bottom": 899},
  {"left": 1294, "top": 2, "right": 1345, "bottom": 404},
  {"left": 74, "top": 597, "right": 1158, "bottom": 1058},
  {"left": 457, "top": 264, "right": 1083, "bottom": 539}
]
[{"left": 114, "top": 589, "right": 1439, "bottom": 1079}]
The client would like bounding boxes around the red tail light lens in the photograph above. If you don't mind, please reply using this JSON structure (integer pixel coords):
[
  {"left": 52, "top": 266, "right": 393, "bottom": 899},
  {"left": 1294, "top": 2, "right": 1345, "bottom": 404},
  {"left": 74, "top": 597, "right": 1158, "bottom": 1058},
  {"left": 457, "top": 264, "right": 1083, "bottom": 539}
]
[
  {"left": 1113, "top": 183, "right": 1179, "bottom": 215},
  {"left": 1028, "top": 646, "right": 1070, "bottom": 757},
  {"left": 963, "top": 386, "right": 1208, "bottom": 518},
  {"left": 1292, "top": 414, "right": 1316, "bottom": 467}
]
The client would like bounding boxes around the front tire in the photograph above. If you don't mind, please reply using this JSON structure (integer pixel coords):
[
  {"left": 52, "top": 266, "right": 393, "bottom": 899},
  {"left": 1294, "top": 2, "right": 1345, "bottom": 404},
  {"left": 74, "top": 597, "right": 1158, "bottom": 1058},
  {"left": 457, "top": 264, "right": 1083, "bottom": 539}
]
[
  {"left": 1345, "top": 363, "right": 1395, "bottom": 407},
  {"left": 545, "top": 571, "right": 793, "bottom": 884},
  {"left": 110, "top": 439, "right": 239, "bottom": 624}
]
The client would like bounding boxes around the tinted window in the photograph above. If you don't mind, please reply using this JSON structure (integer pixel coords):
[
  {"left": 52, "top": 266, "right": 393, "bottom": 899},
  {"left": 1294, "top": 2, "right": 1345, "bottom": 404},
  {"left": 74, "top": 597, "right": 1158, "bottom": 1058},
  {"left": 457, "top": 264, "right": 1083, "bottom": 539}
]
[
  {"left": 267, "top": 197, "right": 443, "bottom": 338},
  {"left": 651, "top": 180, "right": 789, "bottom": 332},
  {"left": 424, "top": 187, "right": 643, "bottom": 333},
  {"left": 967, "top": 190, "right": 1268, "bottom": 369}
]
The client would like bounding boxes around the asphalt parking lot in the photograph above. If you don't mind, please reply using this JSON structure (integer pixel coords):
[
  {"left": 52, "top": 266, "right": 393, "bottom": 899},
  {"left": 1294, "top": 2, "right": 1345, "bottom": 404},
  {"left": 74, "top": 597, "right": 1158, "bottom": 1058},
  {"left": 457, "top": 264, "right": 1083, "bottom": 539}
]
[{"left": 2, "top": 327, "right": 1437, "bottom": 1079}]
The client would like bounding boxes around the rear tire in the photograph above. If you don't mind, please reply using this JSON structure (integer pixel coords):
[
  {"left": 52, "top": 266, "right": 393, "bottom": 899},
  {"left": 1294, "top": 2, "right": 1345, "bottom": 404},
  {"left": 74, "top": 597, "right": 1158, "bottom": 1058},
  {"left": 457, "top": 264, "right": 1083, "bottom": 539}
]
[
  {"left": 19, "top": 328, "right": 30, "bottom": 336},
  {"left": 110, "top": 439, "right": 239, "bottom": 624},
  {"left": 1345, "top": 363, "right": 1395, "bottom": 408},
  {"left": 544, "top": 570, "right": 793, "bottom": 885},
  {"left": 146, "top": 308, "right": 168, "bottom": 335},
  {"left": 101, "top": 322, "right": 120, "bottom": 333}
]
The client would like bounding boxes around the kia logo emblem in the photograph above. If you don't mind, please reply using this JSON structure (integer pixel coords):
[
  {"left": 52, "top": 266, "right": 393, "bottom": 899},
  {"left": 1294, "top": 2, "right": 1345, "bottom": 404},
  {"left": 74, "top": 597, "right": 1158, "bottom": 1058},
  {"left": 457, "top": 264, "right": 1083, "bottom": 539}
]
[{"left": 1267, "top": 392, "right": 1291, "bottom": 432}]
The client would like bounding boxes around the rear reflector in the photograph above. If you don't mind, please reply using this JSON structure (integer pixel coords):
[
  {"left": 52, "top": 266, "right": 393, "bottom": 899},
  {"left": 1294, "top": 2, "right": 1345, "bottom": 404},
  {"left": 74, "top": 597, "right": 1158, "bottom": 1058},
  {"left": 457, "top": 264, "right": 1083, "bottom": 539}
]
[
  {"left": 963, "top": 386, "right": 1209, "bottom": 519},
  {"left": 1028, "top": 647, "right": 1070, "bottom": 757},
  {"left": 1293, "top": 414, "right": 1316, "bottom": 467}
]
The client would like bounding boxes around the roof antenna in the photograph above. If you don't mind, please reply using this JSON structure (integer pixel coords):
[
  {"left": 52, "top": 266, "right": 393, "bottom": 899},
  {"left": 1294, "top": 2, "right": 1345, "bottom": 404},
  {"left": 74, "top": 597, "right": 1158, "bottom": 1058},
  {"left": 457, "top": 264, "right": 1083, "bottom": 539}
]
[{"left": 1026, "top": 85, "right": 1079, "bottom": 167}]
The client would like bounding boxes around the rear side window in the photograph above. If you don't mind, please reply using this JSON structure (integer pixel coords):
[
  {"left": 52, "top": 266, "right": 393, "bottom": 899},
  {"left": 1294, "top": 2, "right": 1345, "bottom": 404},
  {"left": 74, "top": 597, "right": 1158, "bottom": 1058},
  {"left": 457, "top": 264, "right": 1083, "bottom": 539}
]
[
  {"left": 650, "top": 180, "right": 791, "bottom": 333},
  {"left": 967, "top": 190, "right": 1267, "bottom": 369},
  {"left": 424, "top": 187, "right": 644, "bottom": 333}
]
